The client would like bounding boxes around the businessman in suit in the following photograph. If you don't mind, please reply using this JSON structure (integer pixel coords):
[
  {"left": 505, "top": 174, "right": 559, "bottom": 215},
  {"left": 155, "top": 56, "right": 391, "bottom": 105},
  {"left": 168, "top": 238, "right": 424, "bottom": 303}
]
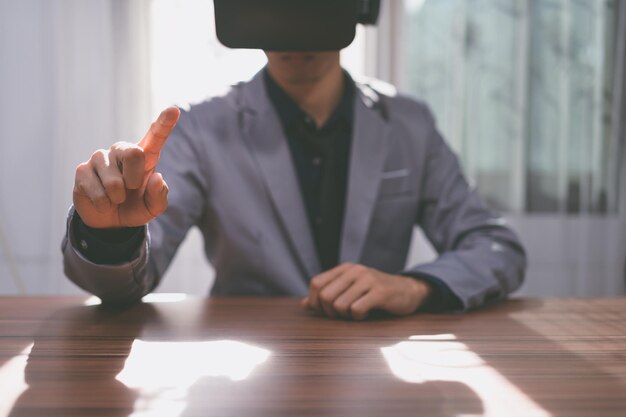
[{"left": 63, "top": 50, "right": 526, "bottom": 319}]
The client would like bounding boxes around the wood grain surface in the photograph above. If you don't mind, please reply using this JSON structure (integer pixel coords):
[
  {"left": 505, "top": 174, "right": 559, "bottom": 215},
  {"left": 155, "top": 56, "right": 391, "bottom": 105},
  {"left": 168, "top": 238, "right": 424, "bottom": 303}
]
[{"left": 0, "top": 297, "right": 625, "bottom": 417}]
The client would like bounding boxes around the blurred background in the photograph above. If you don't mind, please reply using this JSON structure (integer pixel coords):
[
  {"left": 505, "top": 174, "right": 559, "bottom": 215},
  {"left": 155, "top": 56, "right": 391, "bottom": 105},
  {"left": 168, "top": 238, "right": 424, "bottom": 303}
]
[{"left": 1, "top": 0, "right": 625, "bottom": 297}]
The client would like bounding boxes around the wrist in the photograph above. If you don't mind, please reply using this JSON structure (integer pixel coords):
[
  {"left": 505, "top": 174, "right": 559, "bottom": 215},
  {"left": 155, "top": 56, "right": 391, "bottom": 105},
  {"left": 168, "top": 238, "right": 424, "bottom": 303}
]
[{"left": 403, "top": 276, "right": 433, "bottom": 310}]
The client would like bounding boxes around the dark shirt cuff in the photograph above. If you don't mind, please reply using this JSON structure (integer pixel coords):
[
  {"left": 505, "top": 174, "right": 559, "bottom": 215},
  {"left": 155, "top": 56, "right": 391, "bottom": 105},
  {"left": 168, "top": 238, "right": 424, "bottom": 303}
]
[
  {"left": 400, "top": 271, "right": 463, "bottom": 313},
  {"left": 72, "top": 213, "right": 145, "bottom": 265}
]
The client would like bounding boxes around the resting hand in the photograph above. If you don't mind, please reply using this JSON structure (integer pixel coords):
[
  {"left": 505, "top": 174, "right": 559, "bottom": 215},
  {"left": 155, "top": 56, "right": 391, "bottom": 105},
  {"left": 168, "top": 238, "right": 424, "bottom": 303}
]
[
  {"left": 302, "top": 263, "right": 432, "bottom": 320},
  {"left": 73, "top": 107, "right": 180, "bottom": 229}
]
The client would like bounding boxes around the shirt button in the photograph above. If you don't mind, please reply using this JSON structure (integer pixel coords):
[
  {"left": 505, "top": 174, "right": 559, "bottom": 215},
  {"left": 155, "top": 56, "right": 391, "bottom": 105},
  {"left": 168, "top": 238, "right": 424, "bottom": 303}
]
[
  {"left": 80, "top": 240, "right": 88, "bottom": 250},
  {"left": 315, "top": 216, "right": 323, "bottom": 225},
  {"left": 312, "top": 157, "right": 322, "bottom": 166}
]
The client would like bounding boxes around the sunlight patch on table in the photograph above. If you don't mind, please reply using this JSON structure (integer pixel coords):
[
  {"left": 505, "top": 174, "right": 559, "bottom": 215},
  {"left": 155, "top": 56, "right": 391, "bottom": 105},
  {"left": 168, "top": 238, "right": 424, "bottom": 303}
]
[
  {"left": 381, "top": 334, "right": 550, "bottom": 417},
  {"left": 84, "top": 293, "right": 188, "bottom": 306},
  {"left": 0, "top": 343, "right": 33, "bottom": 417},
  {"left": 142, "top": 293, "right": 188, "bottom": 303},
  {"left": 117, "top": 339, "right": 271, "bottom": 417}
]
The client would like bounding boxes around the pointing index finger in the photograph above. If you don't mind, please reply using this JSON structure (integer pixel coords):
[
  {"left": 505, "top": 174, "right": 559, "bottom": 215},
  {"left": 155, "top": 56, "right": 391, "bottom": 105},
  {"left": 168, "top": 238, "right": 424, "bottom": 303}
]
[{"left": 138, "top": 106, "right": 181, "bottom": 154}]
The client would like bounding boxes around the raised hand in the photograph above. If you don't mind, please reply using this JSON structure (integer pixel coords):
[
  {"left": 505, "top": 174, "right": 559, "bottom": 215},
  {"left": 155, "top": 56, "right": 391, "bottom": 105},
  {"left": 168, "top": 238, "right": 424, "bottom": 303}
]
[{"left": 73, "top": 107, "right": 181, "bottom": 229}]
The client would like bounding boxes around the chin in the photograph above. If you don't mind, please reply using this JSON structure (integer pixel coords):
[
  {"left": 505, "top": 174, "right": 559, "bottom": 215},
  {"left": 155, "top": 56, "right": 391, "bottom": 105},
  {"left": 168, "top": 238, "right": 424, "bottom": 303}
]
[
  {"left": 284, "top": 71, "right": 325, "bottom": 85},
  {"left": 267, "top": 51, "right": 339, "bottom": 85}
]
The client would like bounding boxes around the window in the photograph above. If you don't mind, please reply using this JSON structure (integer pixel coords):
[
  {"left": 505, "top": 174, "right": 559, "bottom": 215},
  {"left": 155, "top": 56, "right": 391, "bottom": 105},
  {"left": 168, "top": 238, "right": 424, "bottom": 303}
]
[{"left": 401, "top": 0, "right": 622, "bottom": 214}]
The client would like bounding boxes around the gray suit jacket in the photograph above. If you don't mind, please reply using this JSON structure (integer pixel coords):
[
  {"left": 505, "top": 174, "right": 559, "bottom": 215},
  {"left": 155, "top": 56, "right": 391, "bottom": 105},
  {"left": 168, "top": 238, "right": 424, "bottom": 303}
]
[{"left": 62, "top": 70, "right": 526, "bottom": 310}]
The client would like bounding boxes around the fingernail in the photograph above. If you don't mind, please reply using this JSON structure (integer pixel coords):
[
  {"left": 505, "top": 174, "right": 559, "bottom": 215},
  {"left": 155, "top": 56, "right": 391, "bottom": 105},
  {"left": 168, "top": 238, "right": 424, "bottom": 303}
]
[
  {"left": 162, "top": 107, "right": 179, "bottom": 124},
  {"left": 161, "top": 113, "right": 173, "bottom": 124}
]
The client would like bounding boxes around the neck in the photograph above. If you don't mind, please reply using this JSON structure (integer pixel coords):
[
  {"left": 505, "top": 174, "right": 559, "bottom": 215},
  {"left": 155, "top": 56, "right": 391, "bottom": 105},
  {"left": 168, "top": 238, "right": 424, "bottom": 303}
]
[{"left": 267, "top": 65, "right": 344, "bottom": 128}]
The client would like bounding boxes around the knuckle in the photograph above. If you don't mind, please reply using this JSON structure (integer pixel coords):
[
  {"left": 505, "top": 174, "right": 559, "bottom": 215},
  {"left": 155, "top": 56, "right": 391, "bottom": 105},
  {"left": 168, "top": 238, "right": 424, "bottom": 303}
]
[
  {"left": 73, "top": 181, "right": 85, "bottom": 196},
  {"left": 310, "top": 277, "right": 322, "bottom": 291},
  {"left": 74, "top": 167, "right": 93, "bottom": 196},
  {"left": 90, "top": 149, "right": 107, "bottom": 162},
  {"left": 109, "top": 141, "right": 122, "bottom": 152},
  {"left": 319, "top": 289, "right": 332, "bottom": 303},
  {"left": 88, "top": 182, "right": 104, "bottom": 198},
  {"left": 354, "top": 264, "right": 367, "bottom": 274},
  {"left": 76, "top": 178, "right": 88, "bottom": 193},
  {"left": 123, "top": 145, "right": 145, "bottom": 160},
  {"left": 361, "top": 271, "right": 376, "bottom": 284},
  {"left": 113, "top": 140, "right": 140, "bottom": 152},
  {"left": 110, "top": 141, "right": 129, "bottom": 151},
  {"left": 74, "top": 162, "right": 89, "bottom": 178},
  {"left": 102, "top": 177, "right": 124, "bottom": 192}
]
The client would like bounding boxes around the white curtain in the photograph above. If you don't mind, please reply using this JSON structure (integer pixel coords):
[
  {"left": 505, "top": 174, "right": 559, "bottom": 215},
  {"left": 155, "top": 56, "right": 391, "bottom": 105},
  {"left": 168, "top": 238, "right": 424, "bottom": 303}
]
[{"left": 0, "top": 0, "right": 152, "bottom": 294}]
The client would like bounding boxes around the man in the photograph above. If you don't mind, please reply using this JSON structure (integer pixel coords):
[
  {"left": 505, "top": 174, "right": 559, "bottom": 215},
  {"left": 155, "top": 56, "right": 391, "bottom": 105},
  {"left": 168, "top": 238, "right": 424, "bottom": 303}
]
[{"left": 63, "top": 50, "right": 526, "bottom": 319}]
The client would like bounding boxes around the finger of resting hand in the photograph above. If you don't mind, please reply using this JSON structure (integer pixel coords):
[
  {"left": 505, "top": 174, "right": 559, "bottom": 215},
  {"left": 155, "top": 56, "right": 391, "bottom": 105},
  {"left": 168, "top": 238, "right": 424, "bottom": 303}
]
[
  {"left": 138, "top": 107, "right": 180, "bottom": 155},
  {"left": 331, "top": 278, "right": 372, "bottom": 319},
  {"left": 110, "top": 143, "right": 146, "bottom": 190},
  {"left": 144, "top": 172, "right": 168, "bottom": 219},
  {"left": 308, "top": 263, "right": 355, "bottom": 311},
  {"left": 74, "top": 163, "right": 111, "bottom": 213},
  {"left": 350, "top": 291, "right": 382, "bottom": 321},
  {"left": 90, "top": 150, "right": 126, "bottom": 205},
  {"left": 318, "top": 272, "right": 360, "bottom": 317},
  {"left": 320, "top": 299, "right": 338, "bottom": 319}
]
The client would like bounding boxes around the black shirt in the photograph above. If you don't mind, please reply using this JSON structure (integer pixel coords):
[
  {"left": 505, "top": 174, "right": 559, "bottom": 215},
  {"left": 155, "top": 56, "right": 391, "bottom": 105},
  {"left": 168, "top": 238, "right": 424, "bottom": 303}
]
[{"left": 263, "top": 69, "right": 353, "bottom": 271}]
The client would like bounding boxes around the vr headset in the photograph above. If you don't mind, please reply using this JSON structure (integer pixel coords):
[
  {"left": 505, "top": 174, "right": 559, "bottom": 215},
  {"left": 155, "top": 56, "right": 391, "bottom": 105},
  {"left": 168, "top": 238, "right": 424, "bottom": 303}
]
[{"left": 214, "top": 0, "right": 381, "bottom": 51}]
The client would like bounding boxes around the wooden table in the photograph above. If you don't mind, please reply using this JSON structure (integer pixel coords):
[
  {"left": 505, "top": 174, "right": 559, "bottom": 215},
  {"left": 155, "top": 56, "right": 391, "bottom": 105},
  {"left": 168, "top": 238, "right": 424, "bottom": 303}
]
[{"left": 0, "top": 296, "right": 625, "bottom": 417}]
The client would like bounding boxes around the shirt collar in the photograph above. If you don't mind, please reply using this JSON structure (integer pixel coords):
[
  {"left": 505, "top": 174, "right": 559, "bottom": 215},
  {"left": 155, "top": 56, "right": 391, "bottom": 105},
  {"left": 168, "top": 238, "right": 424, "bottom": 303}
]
[{"left": 263, "top": 67, "right": 355, "bottom": 132}]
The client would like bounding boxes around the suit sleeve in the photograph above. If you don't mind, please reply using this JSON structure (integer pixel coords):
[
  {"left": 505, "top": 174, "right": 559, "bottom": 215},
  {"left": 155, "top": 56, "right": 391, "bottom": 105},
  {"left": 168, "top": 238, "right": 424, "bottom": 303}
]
[
  {"left": 404, "top": 107, "right": 527, "bottom": 311},
  {"left": 61, "top": 110, "right": 209, "bottom": 303}
]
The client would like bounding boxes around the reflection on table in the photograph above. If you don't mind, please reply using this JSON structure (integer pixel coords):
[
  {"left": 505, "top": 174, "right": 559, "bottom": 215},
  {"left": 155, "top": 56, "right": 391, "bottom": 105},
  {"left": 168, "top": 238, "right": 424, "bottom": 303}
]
[{"left": 0, "top": 296, "right": 625, "bottom": 417}]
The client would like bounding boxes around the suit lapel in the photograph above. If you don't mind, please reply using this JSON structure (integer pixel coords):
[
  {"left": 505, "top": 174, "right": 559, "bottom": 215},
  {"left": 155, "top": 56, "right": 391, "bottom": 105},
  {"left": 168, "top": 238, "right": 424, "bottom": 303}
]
[
  {"left": 238, "top": 72, "right": 321, "bottom": 279},
  {"left": 340, "top": 85, "right": 391, "bottom": 263}
]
